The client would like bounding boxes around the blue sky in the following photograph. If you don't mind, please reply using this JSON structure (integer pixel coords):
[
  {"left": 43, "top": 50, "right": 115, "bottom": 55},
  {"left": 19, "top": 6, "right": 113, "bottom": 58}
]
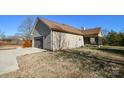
[{"left": 0, "top": 15, "right": 124, "bottom": 36}]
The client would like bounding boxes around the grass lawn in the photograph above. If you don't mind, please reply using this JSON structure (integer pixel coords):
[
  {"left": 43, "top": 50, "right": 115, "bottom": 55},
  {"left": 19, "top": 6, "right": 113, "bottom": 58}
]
[
  {"left": 0, "top": 46, "right": 124, "bottom": 78},
  {"left": 88, "top": 45, "right": 124, "bottom": 56}
]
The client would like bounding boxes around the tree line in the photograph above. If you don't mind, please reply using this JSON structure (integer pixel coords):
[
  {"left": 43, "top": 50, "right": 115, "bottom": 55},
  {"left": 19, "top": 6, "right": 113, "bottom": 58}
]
[{"left": 102, "top": 29, "right": 124, "bottom": 46}]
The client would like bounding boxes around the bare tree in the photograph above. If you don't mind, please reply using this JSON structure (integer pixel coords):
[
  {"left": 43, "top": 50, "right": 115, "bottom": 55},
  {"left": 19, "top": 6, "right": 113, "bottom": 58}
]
[
  {"left": 18, "top": 17, "right": 33, "bottom": 39},
  {"left": 102, "top": 29, "right": 109, "bottom": 36},
  {"left": 0, "top": 30, "right": 5, "bottom": 40}
]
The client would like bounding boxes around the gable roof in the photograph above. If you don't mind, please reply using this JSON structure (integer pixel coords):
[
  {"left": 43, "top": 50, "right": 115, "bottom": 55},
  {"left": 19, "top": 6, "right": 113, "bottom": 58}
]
[{"left": 37, "top": 18, "right": 101, "bottom": 36}]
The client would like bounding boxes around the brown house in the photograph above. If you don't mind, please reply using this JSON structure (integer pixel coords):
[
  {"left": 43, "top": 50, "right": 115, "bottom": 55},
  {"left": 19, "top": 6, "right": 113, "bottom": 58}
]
[{"left": 31, "top": 18, "right": 102, "bottom": 50}]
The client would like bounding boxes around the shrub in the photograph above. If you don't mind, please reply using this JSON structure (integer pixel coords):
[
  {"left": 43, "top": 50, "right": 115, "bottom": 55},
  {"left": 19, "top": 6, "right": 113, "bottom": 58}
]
[{"left": 22, "top": 39, "right": 32, "bottom": 48}]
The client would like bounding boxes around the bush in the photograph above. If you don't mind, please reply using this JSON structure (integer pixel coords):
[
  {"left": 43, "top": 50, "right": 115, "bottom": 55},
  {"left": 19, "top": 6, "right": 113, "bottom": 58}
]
[{"left": 22, "top": 39, "right": 32, "bottom": 48}]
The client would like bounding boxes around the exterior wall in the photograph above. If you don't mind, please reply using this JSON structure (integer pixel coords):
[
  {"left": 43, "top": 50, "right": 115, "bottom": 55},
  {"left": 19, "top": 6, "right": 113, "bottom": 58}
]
[
  {"left": 98, "top": 31, "right": 103, "bottom": 37},
  {"left": 52, "top": 31, "right": 84, "bottom": 51},
  {"left": 43, "top": 32, "right": 51, "bottom": 50},
  {"left": 32, "top": 19, "right": 52, "bottom": 50}
]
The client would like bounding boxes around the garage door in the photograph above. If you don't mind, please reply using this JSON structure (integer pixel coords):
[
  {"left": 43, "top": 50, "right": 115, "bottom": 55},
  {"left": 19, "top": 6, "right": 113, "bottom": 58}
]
[{"left": 34, "top": 37, "right": 43, "bottom": 49}]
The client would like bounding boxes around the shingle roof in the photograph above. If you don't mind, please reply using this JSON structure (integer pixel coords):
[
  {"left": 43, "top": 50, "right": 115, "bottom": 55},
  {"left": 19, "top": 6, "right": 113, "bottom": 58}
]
[
  {"left": 38, "top": 18, "right": 101, "bottom": 36},
  {"left": 82, "top": 28, "right": 101, "bottom": 35}
]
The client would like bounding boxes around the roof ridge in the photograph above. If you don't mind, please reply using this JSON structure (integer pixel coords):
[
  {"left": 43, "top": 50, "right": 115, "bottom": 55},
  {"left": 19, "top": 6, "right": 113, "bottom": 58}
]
[
  {"left": 84, "top": 27, "right": 101, "bottom": 31},
  {"left": 62, "top": 23, "right": 81, "bottom": 31}
]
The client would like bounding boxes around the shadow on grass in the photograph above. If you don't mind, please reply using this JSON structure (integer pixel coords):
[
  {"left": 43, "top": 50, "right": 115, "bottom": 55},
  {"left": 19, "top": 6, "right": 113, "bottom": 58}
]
[
  {"left": 97, "top": 48, "right": 124, "bottom": 56},
  {"left": 56, "top": 49, "right": 124, "bottom": 78}
]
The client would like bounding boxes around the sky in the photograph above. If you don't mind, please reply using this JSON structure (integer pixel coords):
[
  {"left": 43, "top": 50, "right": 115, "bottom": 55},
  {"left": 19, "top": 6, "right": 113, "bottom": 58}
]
[{"left": 0, "top": 15, "right": 124, "bottom": 36}]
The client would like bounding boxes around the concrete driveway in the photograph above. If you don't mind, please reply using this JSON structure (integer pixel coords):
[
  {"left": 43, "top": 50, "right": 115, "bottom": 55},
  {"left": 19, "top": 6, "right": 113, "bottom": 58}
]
[{"left": 0, "top": 47, "right": 46, "bottom": 75}]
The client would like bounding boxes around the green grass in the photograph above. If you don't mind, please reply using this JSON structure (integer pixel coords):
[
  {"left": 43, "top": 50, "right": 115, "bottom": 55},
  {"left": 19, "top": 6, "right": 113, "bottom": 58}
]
[{"left": 87, "top": 45, "right": 124, "bottom": 56}]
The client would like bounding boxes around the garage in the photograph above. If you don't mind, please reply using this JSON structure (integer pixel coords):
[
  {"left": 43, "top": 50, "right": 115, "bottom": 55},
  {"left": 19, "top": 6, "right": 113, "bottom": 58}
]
[{"left": 34, "top": 37, "right": 43, "bottom": 49}]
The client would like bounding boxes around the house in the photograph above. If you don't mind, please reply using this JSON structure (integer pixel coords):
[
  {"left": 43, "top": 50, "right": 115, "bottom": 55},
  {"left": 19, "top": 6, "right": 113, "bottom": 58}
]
[{"left": 31, "top": 17, "right": 102, "bottom": 51}]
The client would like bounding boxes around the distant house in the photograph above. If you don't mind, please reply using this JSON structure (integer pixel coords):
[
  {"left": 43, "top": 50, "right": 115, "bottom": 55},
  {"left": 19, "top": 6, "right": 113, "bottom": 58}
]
[{"left": 31, "top": 18, "right": 102, "bottom": 51}]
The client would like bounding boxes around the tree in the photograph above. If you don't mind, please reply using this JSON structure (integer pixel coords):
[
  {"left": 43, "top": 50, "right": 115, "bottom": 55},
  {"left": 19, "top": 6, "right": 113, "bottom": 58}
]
[
  {"left": 118, "top": 32, "right": 124, "bottom": 46},
  {"left": 102, "top": 29, "right": 109, "bottom": 37},
  {"left": 107, "top": 30, "right": 119, "bottom": 45},
  {"left": 106, "top": 30, "right": 124, "bottom": 46},
  {"left": 18, "top": 17, "right": 33, "bottom": 39},
  {"left": 0, "top": 30, "right": 6, "bottom": 40}
]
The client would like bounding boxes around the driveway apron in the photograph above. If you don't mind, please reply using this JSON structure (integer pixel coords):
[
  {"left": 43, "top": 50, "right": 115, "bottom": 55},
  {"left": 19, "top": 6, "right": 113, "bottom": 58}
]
[{"left": 0, "top": 50, "right": 19, "bottom": 75}]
